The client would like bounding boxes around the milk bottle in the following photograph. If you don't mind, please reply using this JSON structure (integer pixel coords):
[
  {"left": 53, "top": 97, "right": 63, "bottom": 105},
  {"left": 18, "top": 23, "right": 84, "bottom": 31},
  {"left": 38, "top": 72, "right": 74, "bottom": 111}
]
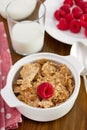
[
  {"left": 6, "top": 0, "right": 46, "bottom": 55},
  {"left": 6, "top": 0, "right": 37, "bottom": 20},
  {"left": 11, "top": 21, "right": 45, "bottom": 55}
]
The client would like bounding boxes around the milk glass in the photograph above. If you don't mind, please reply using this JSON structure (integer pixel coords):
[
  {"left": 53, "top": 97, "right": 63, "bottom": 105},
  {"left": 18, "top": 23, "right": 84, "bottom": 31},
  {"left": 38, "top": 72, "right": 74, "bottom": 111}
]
[{"left": 6, "top": 0, "right": 46, "bottom": 55}]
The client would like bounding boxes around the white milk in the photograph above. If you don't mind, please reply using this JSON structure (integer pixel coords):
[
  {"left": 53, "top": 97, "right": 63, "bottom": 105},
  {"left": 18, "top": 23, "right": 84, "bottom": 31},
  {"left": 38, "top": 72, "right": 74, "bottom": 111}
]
[
  {"left": 7, "top": 0, "right": 37, "bottom": 20},
  {"left": 11, "top": 21, "right": 45, "bottom": 55}
]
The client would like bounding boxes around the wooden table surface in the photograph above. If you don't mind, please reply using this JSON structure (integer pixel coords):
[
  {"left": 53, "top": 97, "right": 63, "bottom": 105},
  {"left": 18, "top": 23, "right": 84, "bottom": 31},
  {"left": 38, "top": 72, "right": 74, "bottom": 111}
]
[{"left": 0, "top": 10, "right": 87, "bottom": 130}]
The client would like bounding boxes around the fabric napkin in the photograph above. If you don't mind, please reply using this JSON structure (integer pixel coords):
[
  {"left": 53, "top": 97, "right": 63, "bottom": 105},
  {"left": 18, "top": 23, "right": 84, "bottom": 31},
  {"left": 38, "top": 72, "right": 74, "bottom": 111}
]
[{"left": 0, "top": 22, "right": 22, "bottom": 130}]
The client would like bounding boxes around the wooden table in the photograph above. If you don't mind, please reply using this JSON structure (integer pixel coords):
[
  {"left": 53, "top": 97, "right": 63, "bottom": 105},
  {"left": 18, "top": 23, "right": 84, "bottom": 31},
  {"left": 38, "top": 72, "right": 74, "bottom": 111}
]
[{"left": 0, "top": 12, "right": 87, "bottom": 130}]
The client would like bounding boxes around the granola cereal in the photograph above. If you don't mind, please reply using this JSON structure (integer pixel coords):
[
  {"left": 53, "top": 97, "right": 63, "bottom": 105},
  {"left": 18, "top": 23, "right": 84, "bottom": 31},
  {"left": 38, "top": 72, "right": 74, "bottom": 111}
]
[{"left": 13, "top": 59, "right": 75, "bottom": 108}]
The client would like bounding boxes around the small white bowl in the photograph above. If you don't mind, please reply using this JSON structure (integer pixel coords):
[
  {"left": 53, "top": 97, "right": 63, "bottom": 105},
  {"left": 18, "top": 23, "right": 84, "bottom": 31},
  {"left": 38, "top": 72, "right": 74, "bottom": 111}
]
[{"left": 1, "top": 52, "right": 83, "bottom": 121}]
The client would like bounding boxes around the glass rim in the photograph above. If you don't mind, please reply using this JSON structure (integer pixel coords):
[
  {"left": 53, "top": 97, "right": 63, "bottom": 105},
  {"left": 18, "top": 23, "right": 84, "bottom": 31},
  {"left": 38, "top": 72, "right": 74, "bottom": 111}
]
[{"left": 6, "top": 0, "right": 46, "bottom": 23}]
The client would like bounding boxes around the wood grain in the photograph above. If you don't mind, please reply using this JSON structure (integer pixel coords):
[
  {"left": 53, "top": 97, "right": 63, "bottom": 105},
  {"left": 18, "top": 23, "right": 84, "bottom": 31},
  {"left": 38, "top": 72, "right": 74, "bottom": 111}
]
[{"left": 0, "top": 6, "right": 87, "bottom": 130}]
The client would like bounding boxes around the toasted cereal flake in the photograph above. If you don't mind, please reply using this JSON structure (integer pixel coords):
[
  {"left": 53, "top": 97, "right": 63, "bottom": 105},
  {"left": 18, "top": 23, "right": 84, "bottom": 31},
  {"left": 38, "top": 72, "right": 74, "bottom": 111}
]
[
  {"left": 20, "top": 63, "right": 40, "bottom": 81},
  {"left": 13, "top": 59, "right": 75, "bottom": 108},
  {"left": 38, "top": 99, "right": 54, "bottom": 108},
  {"left": 41, "top": 61, "right": 57, "bottom": 76}
]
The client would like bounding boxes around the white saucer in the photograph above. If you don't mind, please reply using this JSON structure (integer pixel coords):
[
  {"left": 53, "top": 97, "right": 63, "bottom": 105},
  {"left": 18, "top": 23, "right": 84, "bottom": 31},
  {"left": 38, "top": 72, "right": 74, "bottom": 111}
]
[{"left": 42, "top": 0, "right": 87, "bottom": 45}]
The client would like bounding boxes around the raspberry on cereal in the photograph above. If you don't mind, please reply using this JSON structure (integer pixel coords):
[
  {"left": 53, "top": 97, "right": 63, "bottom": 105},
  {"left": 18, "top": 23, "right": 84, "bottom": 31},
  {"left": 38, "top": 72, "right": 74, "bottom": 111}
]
[{"left": 37, "top": 82, "right": 54, "bottom": 99}]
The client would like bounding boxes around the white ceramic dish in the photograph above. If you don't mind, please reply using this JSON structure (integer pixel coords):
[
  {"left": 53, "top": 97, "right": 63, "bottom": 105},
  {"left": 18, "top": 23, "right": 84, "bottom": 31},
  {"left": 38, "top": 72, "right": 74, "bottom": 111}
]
[
  {"left": 70, "top": 41, "right": 87, "bottom": 93},
  {"left": 1, "top": 52, "right": 84, "bottom": 122},
  {"left": 42, "top": 0, "right": 87, "bottom": 45}
]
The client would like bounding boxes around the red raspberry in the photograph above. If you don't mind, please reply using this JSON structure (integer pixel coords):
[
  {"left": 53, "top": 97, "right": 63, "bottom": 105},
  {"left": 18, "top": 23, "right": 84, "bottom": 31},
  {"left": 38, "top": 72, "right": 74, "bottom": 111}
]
[
  {"left": 80, "top": 14, "right": 87, "bottom": 28},
  {"left": 72, "top": 0, "right": 87, "bottom": 14},
  {"left": 74, "top": 0, "right": 84, "bottom": 13},
  {"left": 54, "top": 9, "right": 66, "bottom": 21},
  {"left": 57, "top": 18, "right": 69, "bottom": 30},
  {"left": 74, "top": 0, "right": 83, "bottom": 5},
  {"left": 84, "top": 7, "right": 87, "bottom": 14},
  {"left": 66, "top": 13, "right": 74, "bottom": 23},
  {"left": 81, "top": 2, "right": 87, "bottom": 14},
  {"left": 70, "top": 19, "right": 81, "bottom": 33},
  {"left": 72, "top": 6, "right": 83, "bottom": 19},
  {"left": 37, "top": 82, "right": 54, "bottom": 99},
  {"left": 85, "top": 28, "right": 87, "bottom": 37},
  {"left": 63, "top": 0, "right": 73, "bottom": 7},
  {"left": 60, "top": 4, "right": 70, "bottom": 14}
]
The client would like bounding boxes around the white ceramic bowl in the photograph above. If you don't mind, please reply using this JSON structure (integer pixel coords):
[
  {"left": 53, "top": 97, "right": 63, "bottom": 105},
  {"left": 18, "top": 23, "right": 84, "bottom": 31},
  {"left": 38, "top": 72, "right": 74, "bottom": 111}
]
[{"left": 1, "top": 52, "right": 83, "bottom": 122}]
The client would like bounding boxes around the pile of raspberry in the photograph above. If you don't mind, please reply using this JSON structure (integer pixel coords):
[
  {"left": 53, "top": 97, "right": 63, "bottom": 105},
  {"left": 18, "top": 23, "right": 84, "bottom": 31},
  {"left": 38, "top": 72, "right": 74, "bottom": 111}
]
[{"left": 54, "top": 0, "right": 87, "bottom": 37}]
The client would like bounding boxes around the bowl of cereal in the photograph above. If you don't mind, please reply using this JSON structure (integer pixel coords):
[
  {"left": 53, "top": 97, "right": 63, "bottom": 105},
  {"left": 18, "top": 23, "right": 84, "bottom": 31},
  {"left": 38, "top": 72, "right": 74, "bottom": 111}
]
[{"left": 1, "top": 52, "right": 84, "bottom": 121}]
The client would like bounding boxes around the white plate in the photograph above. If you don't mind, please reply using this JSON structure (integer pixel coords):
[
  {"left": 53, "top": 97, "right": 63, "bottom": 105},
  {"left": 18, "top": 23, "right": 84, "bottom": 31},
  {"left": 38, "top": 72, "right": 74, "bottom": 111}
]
[{"left": 42, "top": 0, "right": 87, "bottom": 45}]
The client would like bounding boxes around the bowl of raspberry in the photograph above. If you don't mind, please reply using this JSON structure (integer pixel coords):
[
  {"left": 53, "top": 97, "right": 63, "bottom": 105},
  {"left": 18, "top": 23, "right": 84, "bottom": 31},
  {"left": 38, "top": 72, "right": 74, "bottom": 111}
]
[
  {"left": 1, "top": 52, "right": 84, "bottom": 121},
  {"left": 42, "top": 0, "right": 87, "bottom": 45}
]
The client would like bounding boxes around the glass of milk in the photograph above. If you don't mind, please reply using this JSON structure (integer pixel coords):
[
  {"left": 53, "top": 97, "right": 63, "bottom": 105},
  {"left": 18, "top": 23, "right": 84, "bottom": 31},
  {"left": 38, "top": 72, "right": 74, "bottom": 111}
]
[{"left": 6, "top": 0, "right": 46, "bottom": 55}]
